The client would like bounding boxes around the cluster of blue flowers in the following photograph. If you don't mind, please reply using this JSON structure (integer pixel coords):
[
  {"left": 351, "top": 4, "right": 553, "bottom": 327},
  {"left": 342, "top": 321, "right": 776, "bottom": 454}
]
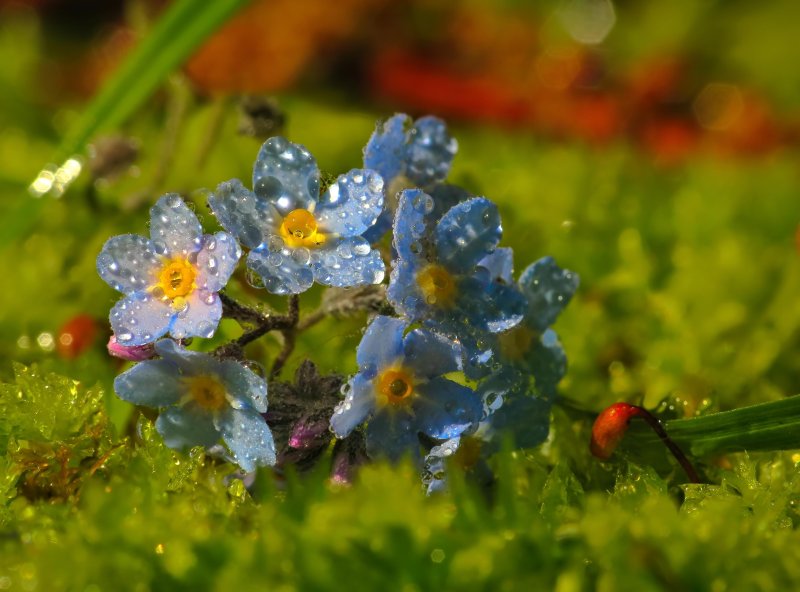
[{"left": 97, "top": 113, "right": 577, "bottom": 483}]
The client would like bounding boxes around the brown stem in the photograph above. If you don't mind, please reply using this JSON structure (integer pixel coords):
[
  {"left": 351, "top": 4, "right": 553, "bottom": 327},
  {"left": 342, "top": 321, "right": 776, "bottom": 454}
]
[
  {"left": 635, "top": 409, "right": 701, "bottom": 484},
  {"left": 215, "top": 293, "right": 299, "bottom": 358}
]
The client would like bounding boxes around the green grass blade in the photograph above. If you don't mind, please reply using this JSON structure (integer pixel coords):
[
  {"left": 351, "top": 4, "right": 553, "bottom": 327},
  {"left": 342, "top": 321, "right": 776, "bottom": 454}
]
[
  {"left": 627, "top": 395, "right": 800, "bottom": 456},
  {"left": 13, "top": 0, "right": 251, "bottom": 247}
]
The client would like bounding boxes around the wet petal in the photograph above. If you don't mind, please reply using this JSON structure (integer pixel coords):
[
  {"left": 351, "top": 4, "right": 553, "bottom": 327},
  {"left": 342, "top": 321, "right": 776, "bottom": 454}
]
[
  {"left": 525, "top": 329, "right": 567, "bottom": 399},
  {"left": 413, "top": 378, "right": 482, "bottom": 440},
  {"left": 97, "top": 234, "right": 160, "bottom": 293},
  {"left": 154, "top": 339, "right": 221, "bottom": 375},
  {"left": 216, "top": 407, "right": 277, "bottom": 472},
  {"left": 356, "top": 315, "right": 405, "bottom": 373},
  {"left": 110, "top": 292, "right": 172, "bottom": 346},
  {"left": 363, "top": 113, "right": 408, "bottom": 185},
  {"left": 156, "top": 405, "right": 220, "bottom": 449},
  {"left": 518, "top": 256, "right": 579, "bottom": 332},
  {"left": 427, "top": 183, "right": 472, "bottom": 222},
  {"left": 169, "top": 290, "right": 222, "bottom": 340},
  {"left": 405, "top": 115, "right": 457, "bottom": 186},
  {"left": 392, "top": 189, "right": 434, "bottom": 262},
  {"left": 486, "top": 395, "right": 551, "bottom": 452},
  {"left": 311, "top": 237, "right": 385, "bottom": 288},
  {"left": 386, "top": 258, "right": 425, "bottom": 321},
  {"left": 477, "top": 247, "right": 515, "bottom": 284},
  {"left": 218, "top": 359, "right": 268, "bottom": 413},
  {"left": 330, "top": 373, "right": 375, "bottom": 438},
  {"left": 209, "top": 179, "right": 281, "bottom": 249},
  {"left": 195, "top": 232, "right": 241, "bottom": 293},
  {"left": 149, "top": 194, "right": 203, "bottom": 257},
  {"left": 435, "top": 198, "right": 502, "bottom": 274},
  {"left": 114, "top": 359, "right": 183, "bottom": 407},
  {"left": 315, "top": 169, "right": 384, "bottom": 237},
  {"left": 247, "top": 244, "right": 314, "bottom": 295},
  {"left": 457, "top": 277, "right": 527, "bottom": 333},
  {"left": 403, "top": 328, "right": 462, "bottom": 379},
  {"left": 252, "top": 136, "right": 320, "bottom": 215},
  {"left": 365, "top": 409, "right": 420, "bottom": 464}
]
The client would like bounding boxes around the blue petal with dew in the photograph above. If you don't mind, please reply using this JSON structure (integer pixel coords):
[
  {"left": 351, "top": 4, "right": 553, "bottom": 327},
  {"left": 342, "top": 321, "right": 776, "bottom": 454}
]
[
  {"left": 356, "top": 315, "right": 405, "bottom": 374},
  {"left": 403, "top": 328, "right": 462, "bottom": 379},
  {"left": 195, "top": 232, "right": 241, "bottom": 293},
  {"left": 149, "top": 194, "right": 203, "bottom": 257},
  {"left": 311, "top": 237, "right": 384, "bottom": 288},
  {"left": 97, "top": 234, "right": 160, "bottom": 293},
  {"left": 110, "top": 292, "right": 172, "bottom": 346},
  {"left": 247, "top": 245, "right": 314, "bottom": 295},
  {"left": 518, "top": 256, "right": 579, "bottom": 332},
  {"left": 413, "top": 378, "right": 482, "bottom": 440},
  {"left": 435, "top": 197, "right": 502, "bottom": 274},
  {"left": 330, "top": 373, "right": 376, "bottom": 438},
  {"left": 218, "top": 360, "right": 268, "bottom": 413},
  {"left": 366, "top": 409, "right": 420, "bottom": 464},
  {"left": 216, "top": 407, "right": 277, "bottom": 472},
  {"left": 114, "top": 359, "right": 183, "bottom": 407},
  {"left": 169, "top": 291, "right": 222, "bottom": 340},
  {"left": 209, "top": 179, "right": 280, "bottom": 250},
  {"left": 252, "top": 136, "right": 320, "bottom": 215},
  {"left": 315, "top": 168, "right": 384, "bottom": 237},
  {"left": 156, "top": 405, "right": 221, "bottom": 449}
]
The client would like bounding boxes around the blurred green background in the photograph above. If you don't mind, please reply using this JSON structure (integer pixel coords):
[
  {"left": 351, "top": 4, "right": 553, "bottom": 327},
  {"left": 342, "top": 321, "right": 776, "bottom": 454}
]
[{"left": 1, "top": 0, "right": 800, "bottom": 589}]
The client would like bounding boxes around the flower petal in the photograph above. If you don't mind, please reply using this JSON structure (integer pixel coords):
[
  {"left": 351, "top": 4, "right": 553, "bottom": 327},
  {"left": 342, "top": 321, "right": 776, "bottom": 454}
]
[
  {"left": 149, "top": 194, "right": 203, "bottom": 258},
  {"left": 403, "top": 328, "right": 462, "bottom": 379},
  {"left": 457, "top": 276, "right": 527, "bottom": 333},
  {"left": 218, "top": 360, "right": 268, "bottom": 413},
  {"left": 110, "top": 292, "right": 172, "bottom": 346},
  {"left": 154, "top": 338, "right": 214, "bottom": 371},
  {"left": 155, "top": 405, "right": 220, "bottom": 449},
  {"left": 97, "top": 234, "right": 160, "bottom": 293},
  {"left": 365, "top": 409, "right": 420, "bottom": 463},
  {"left": 363, "top": 113, "right": 408, "bottom": 185},
  {"left": 195, "top": 232, "right": 241, "bottom": 293},
  {"left": 392, "top": 189, "right": 434, "bottom": 262},
  {"left": 413, "top": 378, "right": 482, "bottom": 440},
  {"left": 114, "top": 359, "right": 183, "bottom": 407},
  {"left": 252, "top": 136, "right": 320, "bottom": 214},
  {"left": 477, "top": 247, "right": 515, "bottom": 284},
  {"left": 356, "top": 315, "right": 405, "bottom": 374},
  {"left": 216, "top": 407, "right": 277, "bottom": 472},
  {"left": 311, "top": 237, "right": 385, "bottom": 288},
  {"left": 315, "top": 169, "right": 384, "bottom": 237},
  {"left": 435, "top": 197, "right": 502, "bottom": 274},
  {"left": 247, "top": 245, "right": 314, "bottom": 295},
  {"left": 386, "top": 258, "right": 425, "bottom": 321},
  {"left": 169, "top": 290, "right": 222, "bottom": 340},
  {"left": 209, "top": 179, "right": 280, "bottom": 249},
  {"left": 486, "top": 395, "right": 551, "bottom": 452},
  {"left": 518, "top": 256, "right": 579, "bottom": 332},
  {"left": 404, "top": 115, "right": 457, "bottom": 186},
  {"left": 330, "top": 373, "right": 375, "bottom": 438},
  {"left": 525, "top": 329, "right": 567, "bottom": 399}
]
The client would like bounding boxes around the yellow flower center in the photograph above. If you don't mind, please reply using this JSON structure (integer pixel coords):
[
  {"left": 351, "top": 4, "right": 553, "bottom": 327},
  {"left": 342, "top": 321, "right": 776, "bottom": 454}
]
[
  {"left": 497, "top": 325, "right": 537, "bottom": 362},
  {"left": 416, "top": 264, "right": 456, "bottom": 307},
  {"left": 184, "top": 375, "right": 228, "bottom": 412},
  {"left": 156, "top": 258, "right": 197, "bottom": 302},
  {"left": 280, "top": 208, "right": 326, "bottom": 248},
  {"left": 376, "top": 368, "right": 415, "bottom": 407}
]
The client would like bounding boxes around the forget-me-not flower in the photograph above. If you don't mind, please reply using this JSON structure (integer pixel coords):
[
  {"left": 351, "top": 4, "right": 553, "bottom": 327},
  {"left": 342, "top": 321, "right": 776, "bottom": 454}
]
[
  {"left": 363, "top": 114, "right": 458, "bottom": 241},
  {"left": 114, "top": 339, "right": 276, "bottom": 472},
  {"left": 209, "top": 137, "right": 385, "bottom": 295},
  {"left": 97, "top": 194, "right": 241, "bottom": 346},
  {"left": 387, "top": 189, "right": 527, "bottom": 359},
  {"left": 330, "top": 316, "right": 482, "bottom": 463}
]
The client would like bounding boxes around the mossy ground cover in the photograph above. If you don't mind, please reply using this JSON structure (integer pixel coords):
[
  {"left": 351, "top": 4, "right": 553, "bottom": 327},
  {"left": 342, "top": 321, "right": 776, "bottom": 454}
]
[{"left": 1, "top": 8, "right": 800, "bottom": 591}]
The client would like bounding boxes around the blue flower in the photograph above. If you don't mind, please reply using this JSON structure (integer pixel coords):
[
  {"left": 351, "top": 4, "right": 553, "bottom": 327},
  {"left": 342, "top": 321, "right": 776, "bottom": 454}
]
[
  {"left": 362, "top": 114, "right": 458, "bottom": 241},
  {"left": 97, "top": 194, "right": 241, "bottom": 346},
  {"left": 387, "top": 189, "right": 527, "bottom": 353},
  {"left": 209, "top": 137, "right": 385, "bottom": 295},
  {"left": 329, "top": 316, "right": 482, "bottom": 463},
  {"left": 114, "top": 340, "right": 276, "bottom": 472},
  {"left": 482, "top": 254, "right": 579, "bottom": 401}
]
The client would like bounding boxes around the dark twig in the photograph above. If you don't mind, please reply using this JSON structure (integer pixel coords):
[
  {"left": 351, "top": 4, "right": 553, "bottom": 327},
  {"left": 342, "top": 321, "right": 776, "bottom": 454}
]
[{"left": 215, "top": 293, "right": 299, "bottom": 359}]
